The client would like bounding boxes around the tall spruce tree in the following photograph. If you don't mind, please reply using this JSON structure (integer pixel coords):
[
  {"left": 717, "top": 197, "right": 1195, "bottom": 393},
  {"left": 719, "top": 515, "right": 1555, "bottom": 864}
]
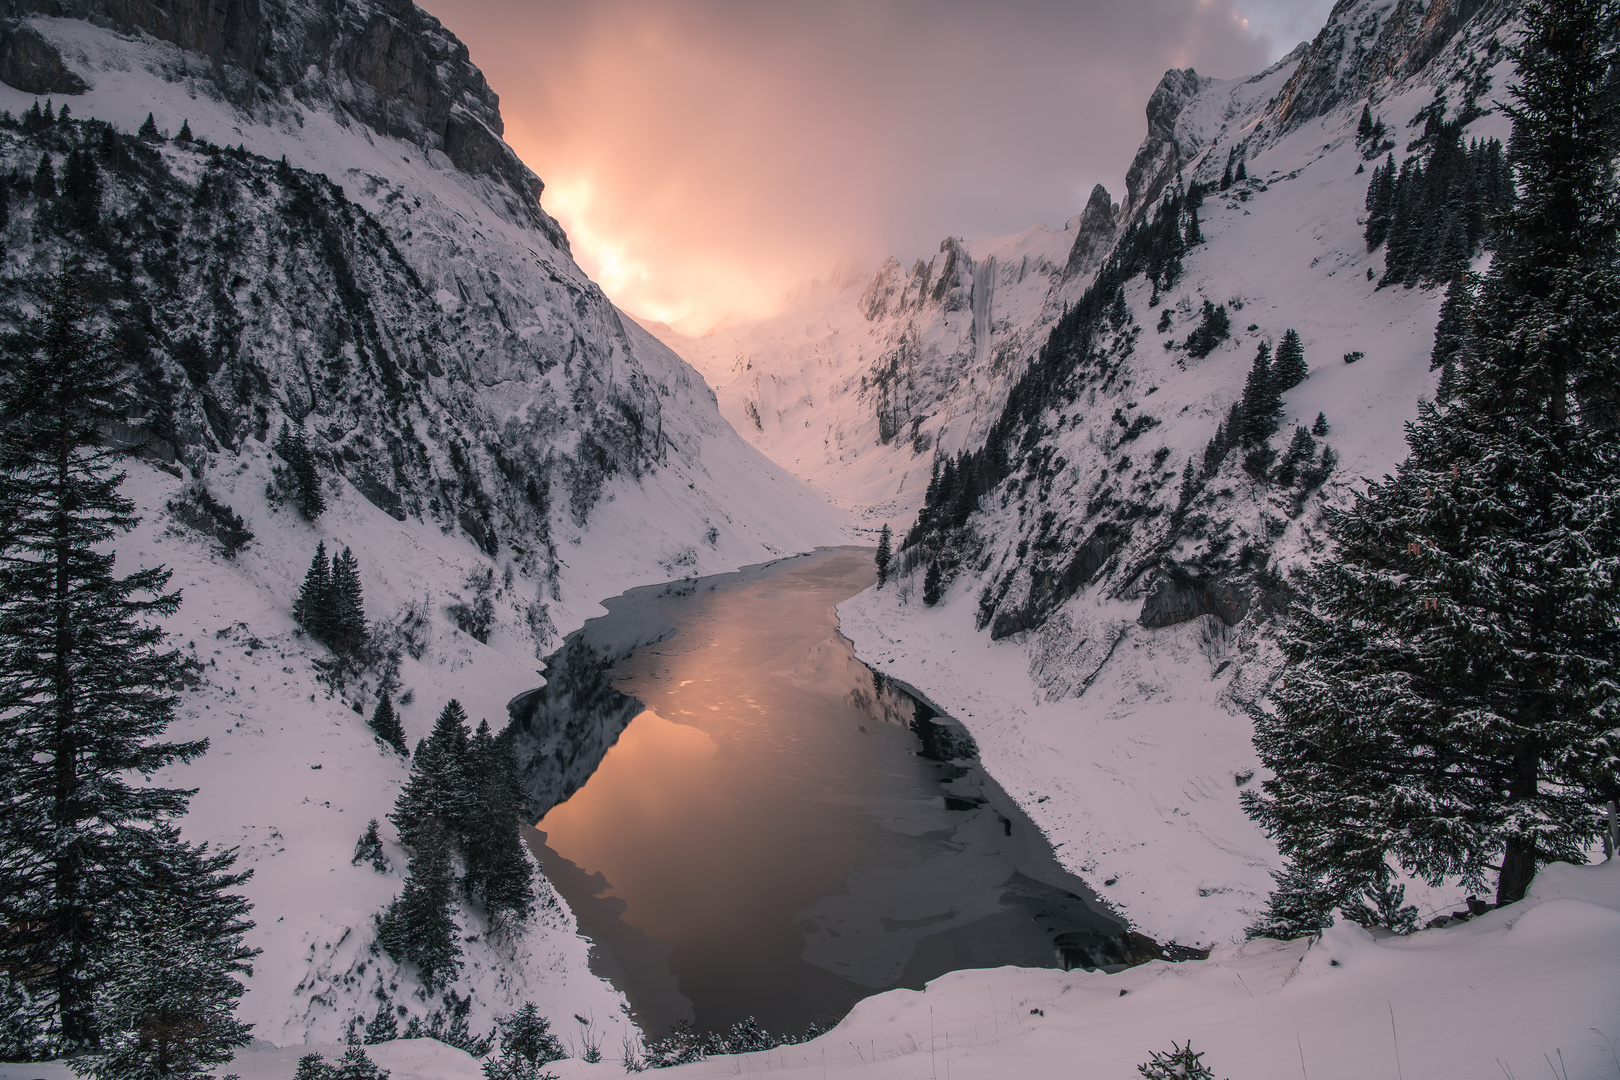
[
  {"left": 463, "top": 721, "right": 535, "bottom": 925},
  {"left": 0, "top": 276, "right": 242, "bottom": 1055},
  {"left": 74, "top": 833, "right": 257, "bottom": 1080},
  {"left": 329, "top": 546, "right": 367, "bottom": 654},
  {"left": 1238, "top": 342, "right": 1282, "bottom": 447},
  {"left": 1272, "top": 329, "right": 1308, "bottom": 390},
  {"left": 369, "top": 691, "right": 407, "bottom": 756},
  {"left": 274, "top": 423, "right": 324, "bottom": 519},
  {"left": 293, "top": 541, "right": 333, "bottom": 642},
  {"left": 389, "top": 700, "right": 473, "bottom": 852},
  {"left": 375, "top": 818, "right": 461, "bottom": 991},
  {"left": 874, "top": 524, "right": 893, "bottom": 585},
  {"left": 1246, "top": 0, "right": 1620, "bottom": 931}
]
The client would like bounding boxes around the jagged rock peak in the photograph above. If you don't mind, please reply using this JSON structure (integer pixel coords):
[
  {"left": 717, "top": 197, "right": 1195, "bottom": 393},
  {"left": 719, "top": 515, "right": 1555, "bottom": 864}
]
[
  {"left": 1066, "top": 183, "right": 1117, "bottom": 276},
  {"left": 1274, "top": 0, "right": 1515, "bottom": 130},
  {"left": 0, "top": 0, "right": 551, "bottom": 227},
  {"left": 1122, "top": 67, "right": 1211, "bottom": 220}
]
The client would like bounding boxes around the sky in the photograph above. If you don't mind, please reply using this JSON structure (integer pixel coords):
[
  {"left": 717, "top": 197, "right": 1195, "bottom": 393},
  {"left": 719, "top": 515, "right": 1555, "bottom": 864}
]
[{"left": 423, "top": 0, "right": 1337, "bottom": 334}]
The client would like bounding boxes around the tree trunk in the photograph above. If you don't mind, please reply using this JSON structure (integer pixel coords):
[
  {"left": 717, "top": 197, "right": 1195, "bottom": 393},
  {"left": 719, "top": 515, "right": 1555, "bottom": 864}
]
[{"left": 1497, "top": 834, "right": 1538, "bottom": 905}]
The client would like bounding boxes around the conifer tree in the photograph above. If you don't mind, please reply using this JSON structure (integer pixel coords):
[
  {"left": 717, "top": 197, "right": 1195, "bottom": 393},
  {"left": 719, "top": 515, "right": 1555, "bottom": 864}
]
[
  {"left": 32, "top": 153, "right": 54, "bottom": 199},
  {"left": 1247, "top": 0, "right": 1620, "bottom": 930},
  {"left": 137, "top": 113, "right": 160, "bottom": 141},
  {"left": 60, "top": 149, "right": 100, "bottom": 231},
  {"left": 329, "top": 546, "right": 367, "bottom": 654},
  {"left": 74, "top": 834, "right": 258, "bottom": 1080},
  {"left": 0, "top": 275, "right": 239, "bottom": 1055},
  {"left": 353, "top": 820, "right": 388, "bottom": 872},
  {"left": 274, "top": 422, "right": 324, "bottom": 519},
  {"left": 922, "top": 562, "right": 943, "bottom": 606},
  {"left": 463, "top": 721, "right": 535, "bottom": 924},
  {"left": 390, "top": 700, "right": 472, "bottom": 851},
  {"left": 1364, "top": 154, "right": 1396, "bottom": 251},
  {"left": 375, "top": 818, "right": 460, "bottom": 991},
  {"left": 369, "top": 692, "right": 408, "bottom": 756},
  {"left": 1357, "top": 103, "right": 1375, "bottom": 144},
  {"left": 176, "top": 119, "right": 192, "bottom": 142},
  {"left": 1238, "top": 342, "right": 1282, "bottom": 447},
  {"left": 1234, "top": 158, "right": 1247, "bottom": 182},
  {"left": 293, "top": 541, "right": 333, "bottom": 642},
  {"left": 1272, "top": 329, "right": 1308, "bottom": 390},
  {"left": 874, "top": 524, "right": 892, "bottom": 585}
]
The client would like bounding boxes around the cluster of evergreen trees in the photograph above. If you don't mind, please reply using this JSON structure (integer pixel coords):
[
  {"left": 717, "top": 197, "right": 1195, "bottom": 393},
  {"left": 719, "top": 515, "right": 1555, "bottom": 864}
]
[
  {"left": 375, "top": 701, "right": 537, "bottom": 990},
  {"left": 0, "top": 277, "right": 256, "bottom": 1074},
  {"left": 1363, "top": 103, "right": 1512, "bottom": 286},
  {"left": 1193, "top": 330, "right": 1330, "bottom": 485},
  {"left": 294, "top": 541, "right": 368, "bottom": 654},
  {"left": 903, "top": 183, "right": 1208, "bottom": 557},
  {"left": 1249, "top": 0, "right": 1620, "bottom": 934},
  {"left": 274, "top": 423, "right": 326, "bottom": 519}
]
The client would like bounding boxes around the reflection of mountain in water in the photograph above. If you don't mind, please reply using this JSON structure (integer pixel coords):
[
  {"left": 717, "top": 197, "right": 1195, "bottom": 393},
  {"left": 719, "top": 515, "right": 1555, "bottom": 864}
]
[{"left": 506, "top": 636, "right": 645, "bottom": 819}]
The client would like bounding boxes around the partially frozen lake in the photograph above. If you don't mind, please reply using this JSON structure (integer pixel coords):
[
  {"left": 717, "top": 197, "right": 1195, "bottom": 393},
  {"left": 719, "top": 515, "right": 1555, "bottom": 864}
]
[{"left": 510, "top": 548, "right": 1148, "bottom": 1037}]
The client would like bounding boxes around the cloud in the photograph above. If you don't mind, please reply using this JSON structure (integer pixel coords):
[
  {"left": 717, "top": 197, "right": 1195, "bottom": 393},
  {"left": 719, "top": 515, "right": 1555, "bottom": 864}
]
[{"left": 424, "top": 0, "right": 1314, "bottom": 333}]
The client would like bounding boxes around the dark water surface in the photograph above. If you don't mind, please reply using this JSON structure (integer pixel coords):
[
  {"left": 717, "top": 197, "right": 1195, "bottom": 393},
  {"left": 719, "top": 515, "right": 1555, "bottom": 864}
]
[{"left": 511, "top": 548, "right": 1142, "bottom": 1037}]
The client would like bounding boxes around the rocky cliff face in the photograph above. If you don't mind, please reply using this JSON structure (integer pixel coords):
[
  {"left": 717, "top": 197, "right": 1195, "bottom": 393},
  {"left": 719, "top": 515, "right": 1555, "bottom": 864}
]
[
  {"left": 0, "top": 0, "right": 560, "bottom": 237},
  {"left": 1275, "top": 0, "right": 1514, "bottom": 131}
]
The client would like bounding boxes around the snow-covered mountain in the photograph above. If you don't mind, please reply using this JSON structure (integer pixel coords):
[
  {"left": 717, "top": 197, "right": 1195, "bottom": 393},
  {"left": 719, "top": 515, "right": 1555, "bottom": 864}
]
[
  {"left": 0, "top": 0, "right": 846, "bottom": 1048},
  {"left": 658, "top": 0, "right": 1522, "bottom": 947}
]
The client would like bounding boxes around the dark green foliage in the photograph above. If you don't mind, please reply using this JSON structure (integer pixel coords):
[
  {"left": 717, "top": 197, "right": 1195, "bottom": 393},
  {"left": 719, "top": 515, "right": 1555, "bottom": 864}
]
[
  {"left": 31, "top": 153, "right": 54, "bottom": 199},
  {"left": 329, "top": 546, "right": 368, "bottom": 653},
  {"left": 641, "top": 1015, "right": 810, "bottom": 1069},
  {"left": 447, "top": 565, "right": 494, "bottom": 642},
  {"left": 1430, "top": 273, "right": 1476, "bottom": 374},
  {"left": 482, "top": 1003, "right": 564, "bottom": 1080},
  {"left": 361, "top": 1009, "right": 398, "bottom": 1045},
  {"left": 1220, "top": 157, "right": 1233, "bottom": 191},
  {"left": 874, "top": 523, "right": 892, "bottom": 585},
  {"left": 293, "top": 543, "right": 367, "bottom": 654},
  {"left": 176, "top": 120, "right": 192, "bottom": 142},
  {"left": 1234, "top": 159, "right": 1246, "bottom": 182},
  {"left": 1357, "top": 103, "right": 1375, "bottom": 143},
  {"left": 1364, "top": 114, "right": 1512, "bottom": 285},
  {"left": 1248, "top": 0, "right": 1620, "bottom": 926},
  {"left": 1138, "top": 1041, "right": 1217, "bottom": 1080},
  {"left": 1272, "top": 329, "right": 1307, "bottom": 390},
  {"left": 922, "top": 562, "right": 943, "bottom": 606},
  {"left": 1238, "top": 342, "right": 1282, "bottom": 447},
  {"left": 463, "top": 721, "right": 536, "bottom": 924},
  {"left": 1156, "top": 308, "right": 1173, "bottom": 333},
  {"left": 294, "top": 1047, "right": 390, "bottom": 1080},
  {"left": 353, "top": 819, "right": 388, "bottom": 872},
  {"left": 60, "top": 149, "right": 100, "bottom": 231},
  {"left": 390, "top": 700, "right": 473, "bottom": 852},
  {"left": 370, "top": 692, "right": 407, "bottom": 755},
  {"left": 0, "top": 277, "right": 250, "bottom": 1059},
  {"left": 137, "top": 113, "right": 160, "bottom": 141},
  {"left": 294, "top": 541, "right": 334, "bottom": 641},
  {"left": 166, "top": 486, "right": 253, "bottom": 558},
  {"left": 1183, "top": 300, "right": 1230, "bottom": 359},
  {"left": 375, "top": 818, "right": 461, "bottom": 991},
  {"left": 274, "top": 423, "right": 325, "bottom": 519},
  {"left": 1274, "top": 426, "right": 1318, "bottom": 487},
  {"left": 1312, "top": 412, "right": 1329, "bottom": 436},
  {"left": 73, "top": 837, "right": 258, "bottom": 1080}
]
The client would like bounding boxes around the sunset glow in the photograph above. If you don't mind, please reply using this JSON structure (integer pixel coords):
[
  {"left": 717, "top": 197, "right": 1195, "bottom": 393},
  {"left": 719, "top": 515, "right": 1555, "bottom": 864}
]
[{"left": 426, "top": 0, "right": 1335, "bottom": 335}]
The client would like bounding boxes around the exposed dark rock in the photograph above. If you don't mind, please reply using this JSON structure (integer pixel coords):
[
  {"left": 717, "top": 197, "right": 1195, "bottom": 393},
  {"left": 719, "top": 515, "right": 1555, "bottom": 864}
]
[
  {"left": 1139, "top": 570, "right": 1248, "bottom": 628},
  {"left": 1065, "top": 184, "right": 1117, "bottom": 277},
  {"left": 991, "top": 523, "right": 1127, "bottom": 640},
  {"left": 0, "top": 20, "right": 87, "bottom": 94},
  {"left": 1274, "top": 0, "right": 1513, "bottom": 132},
  {"left": 1121, "top": 67, "right": 1210, "bottom": 220},
  {"left": 4, "top": 0, "right": 562, "bottom": 236}
]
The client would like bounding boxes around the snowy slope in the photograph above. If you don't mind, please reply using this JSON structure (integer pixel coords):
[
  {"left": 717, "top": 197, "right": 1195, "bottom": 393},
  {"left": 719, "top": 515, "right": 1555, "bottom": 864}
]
[
  {"left": 0, "top": 0, "right": 849, "bottom": 1050},
  {"left": 10, "top": 858, "right": 1617, "bottom": 1080}
]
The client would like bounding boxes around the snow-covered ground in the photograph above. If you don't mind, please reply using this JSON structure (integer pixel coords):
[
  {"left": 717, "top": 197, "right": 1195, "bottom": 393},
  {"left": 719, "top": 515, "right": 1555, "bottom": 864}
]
[{"left": 11, "top": 859, "right": 1617, "bottom": 1080}]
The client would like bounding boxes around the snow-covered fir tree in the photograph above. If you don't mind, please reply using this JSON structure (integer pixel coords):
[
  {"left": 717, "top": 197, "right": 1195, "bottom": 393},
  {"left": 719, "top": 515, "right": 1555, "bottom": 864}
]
[
  {"left": 1247, "top": 0, "right": 1620, "bottom": 930},
  {"left": 0, "top": 276, "right": 250, "bottom": 1057}
]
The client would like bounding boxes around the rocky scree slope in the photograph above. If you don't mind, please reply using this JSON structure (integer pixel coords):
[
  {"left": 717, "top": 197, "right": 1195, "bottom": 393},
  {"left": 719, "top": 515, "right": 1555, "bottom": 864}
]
[
  {"left": 0, "top": 0, "right": 845, "bottom": 1048},
  {"left": 837, "top": 0, "right": 1524, "bottom": 948}
]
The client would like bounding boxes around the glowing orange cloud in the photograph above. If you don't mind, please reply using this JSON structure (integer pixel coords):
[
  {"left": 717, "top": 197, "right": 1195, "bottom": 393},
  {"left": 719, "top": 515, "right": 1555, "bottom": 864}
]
[{"left": 423, "top": 0, "right": 1313, "bottom": 335}]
